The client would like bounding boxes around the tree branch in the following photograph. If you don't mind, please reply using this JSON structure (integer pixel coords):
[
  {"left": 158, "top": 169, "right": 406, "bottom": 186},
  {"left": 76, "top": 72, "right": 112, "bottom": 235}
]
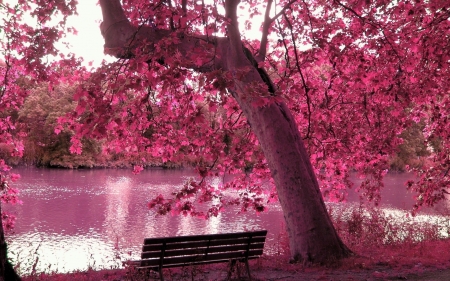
[
  {"left": 256, "top": 0, "right": 273, "bottom": 62},
  {"left": 99, "top": 0, "right": 229, "bottom": 72},
  {"left": 283, "top": 12, "right": 311, "bottom": 139},
  {"left": 182, "top": 0, "right": 187, "bottom": 14},
  {"left": 224, "top": 0, "right": 246, "bottom": 64},
  {"left": 256, "top": 0, "right": 296, "bottom": 62},
  {"left": 332, "top": 0, "right": 401, "bottom": 60}
]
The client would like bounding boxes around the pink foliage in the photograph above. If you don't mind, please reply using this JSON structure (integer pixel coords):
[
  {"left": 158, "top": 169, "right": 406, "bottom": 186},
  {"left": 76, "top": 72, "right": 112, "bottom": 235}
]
[
  {"left": 132, "top": 165, "right": 144, "bottom": 175},
  {"left": 0, "top": 0, "right": 78, "bottom": 230},
  {"left": 0, "top": 173, "right": 23, "bottom": 230},
  {"left": 1, "top": 0, "right": 450, "bottom": 221}
]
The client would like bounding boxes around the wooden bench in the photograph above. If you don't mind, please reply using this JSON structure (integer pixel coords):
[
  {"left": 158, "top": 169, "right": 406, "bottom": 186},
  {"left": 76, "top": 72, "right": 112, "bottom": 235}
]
[{"left": 129, "top": 230, "right": 267, "bottom": 281}]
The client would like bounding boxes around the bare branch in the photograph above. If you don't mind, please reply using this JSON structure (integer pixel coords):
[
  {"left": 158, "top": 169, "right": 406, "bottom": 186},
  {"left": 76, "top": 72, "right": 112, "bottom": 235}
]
[
  {"left": 256, "top": 0, "right": 297, "bottom": 62},
  {"left": 275, "top": 18, "right": 290, "bottom": 77},
  {"left": 256, "top": 0, "right": 273, "bottom": 62},
  {"left": 283, "top": 12, "right": 312, "bottom": 139}
]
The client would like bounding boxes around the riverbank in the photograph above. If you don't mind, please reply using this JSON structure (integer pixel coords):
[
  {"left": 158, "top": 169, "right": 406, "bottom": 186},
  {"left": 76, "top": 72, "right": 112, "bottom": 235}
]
[{"left": 20, "top": 238, "right": 450, "bottom": 281}]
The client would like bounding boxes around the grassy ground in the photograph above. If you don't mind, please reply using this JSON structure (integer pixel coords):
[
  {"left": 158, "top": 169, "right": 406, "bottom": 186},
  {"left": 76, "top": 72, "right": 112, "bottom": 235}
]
[{"left": 19, "top": 205, "right": 450, "bottom": 280}]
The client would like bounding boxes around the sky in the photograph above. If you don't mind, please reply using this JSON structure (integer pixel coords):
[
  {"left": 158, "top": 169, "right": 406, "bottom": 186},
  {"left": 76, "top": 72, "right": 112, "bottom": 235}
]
[
  {"left": 1, "top": 0, "right": 114, "bottom": 67},
  {"left": 60, "top": 1, "right": 115, "bottom": 67}
]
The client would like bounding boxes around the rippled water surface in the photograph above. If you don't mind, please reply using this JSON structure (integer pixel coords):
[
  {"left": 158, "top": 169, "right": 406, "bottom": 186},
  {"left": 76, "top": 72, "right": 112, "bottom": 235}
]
[{"left": 4, "top": 168, "right": 448, "bottom": 274}]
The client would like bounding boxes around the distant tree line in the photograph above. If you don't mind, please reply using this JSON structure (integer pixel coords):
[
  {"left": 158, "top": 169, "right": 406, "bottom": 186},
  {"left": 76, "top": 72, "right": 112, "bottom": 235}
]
[{"left": 0, "top": 82, "right": 167, "bottom": 168}]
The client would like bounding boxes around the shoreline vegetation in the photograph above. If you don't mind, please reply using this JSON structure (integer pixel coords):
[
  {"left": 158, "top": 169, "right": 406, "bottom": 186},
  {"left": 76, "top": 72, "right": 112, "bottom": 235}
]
[
  {"left": 1, "top": 154, "right": 430, "bottom": 172},
  {"left": 2, "top": 153, "right": 187, "bottom": 170}
]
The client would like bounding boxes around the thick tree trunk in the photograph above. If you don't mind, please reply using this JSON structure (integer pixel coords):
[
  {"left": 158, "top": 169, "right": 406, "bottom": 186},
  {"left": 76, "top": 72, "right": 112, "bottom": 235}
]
[
  {"left": 234, "top": 97, "right": 351, "bottom": 263},
  {"left": 0, "top": 204, "right": 21, "bottom": 281},
  {"left": 99, "top": 0, "right": 351, "bottom": 264}
]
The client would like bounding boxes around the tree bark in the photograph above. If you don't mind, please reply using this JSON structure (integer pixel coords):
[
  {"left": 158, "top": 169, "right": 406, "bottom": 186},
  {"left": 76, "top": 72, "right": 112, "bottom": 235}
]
[
  {"left": 0, "top": 203, "right": 21, "bottom": 281},
  {"left": 234, "top": 97, "right": 351, "bottom": 263},
  {"left": 99, "top": 0, "right": 351, "bottom": 264}
]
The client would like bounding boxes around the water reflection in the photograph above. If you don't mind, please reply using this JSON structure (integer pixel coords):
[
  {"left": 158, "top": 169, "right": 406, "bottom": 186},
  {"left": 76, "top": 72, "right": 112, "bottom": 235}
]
[
  {"left": 104, "top": 176, "right": 131, "bottom": 247},
  {"left": 3, "top": 168, "right": 449, "bottom": 275}
]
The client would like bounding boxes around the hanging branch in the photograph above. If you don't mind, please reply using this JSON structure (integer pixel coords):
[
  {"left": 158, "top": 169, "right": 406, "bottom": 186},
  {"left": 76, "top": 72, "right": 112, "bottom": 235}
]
[{"left": 283, "top": 12, "right": 312, "bottom": 139}]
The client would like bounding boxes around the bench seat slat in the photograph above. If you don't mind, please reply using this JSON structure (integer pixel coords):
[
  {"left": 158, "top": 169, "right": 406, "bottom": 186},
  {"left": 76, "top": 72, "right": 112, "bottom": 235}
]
[
  {"left": 143, "top": 230, "right": 267, "bottom": 245},
  {"left": 142, "top": 236, "right": 266, "bottom": 252},
  {"left": 136, "top": 256, "right": 258, "bottom": 270},
  {"left": 138, "top": 249, "right": 264, "bottom": 268},
  {"left": 141, "top": 243, "right": 265, "bottom": 259}
]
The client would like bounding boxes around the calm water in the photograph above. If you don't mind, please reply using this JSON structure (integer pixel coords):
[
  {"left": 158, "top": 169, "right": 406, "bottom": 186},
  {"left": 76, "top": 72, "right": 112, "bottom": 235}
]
[{"left": 3, "top": 168, "right": 447, "bottom": 274}]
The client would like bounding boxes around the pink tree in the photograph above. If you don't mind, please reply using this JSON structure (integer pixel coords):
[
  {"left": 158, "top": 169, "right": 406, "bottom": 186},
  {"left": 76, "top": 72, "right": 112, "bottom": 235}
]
[
  {"left": 90, "top": 0, "right": 450, "bottom": 264},
  {"left": 0, "top": 38, "right": 28, "bottom": 281}
]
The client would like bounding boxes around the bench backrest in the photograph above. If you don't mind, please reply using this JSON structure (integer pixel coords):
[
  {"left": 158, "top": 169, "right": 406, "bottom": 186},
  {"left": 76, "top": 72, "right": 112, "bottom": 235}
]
[{"left": 138, "top": 230, "right": 267, "bottom": 268}]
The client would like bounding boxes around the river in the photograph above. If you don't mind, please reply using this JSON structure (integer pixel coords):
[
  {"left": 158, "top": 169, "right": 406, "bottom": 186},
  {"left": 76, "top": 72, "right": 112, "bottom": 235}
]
[{"left": 3, "top": 167, "right": 448, "bottom": 275}]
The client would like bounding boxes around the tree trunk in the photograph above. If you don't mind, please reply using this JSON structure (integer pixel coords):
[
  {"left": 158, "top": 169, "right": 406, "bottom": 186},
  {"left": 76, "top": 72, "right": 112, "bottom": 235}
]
[
  {"left": 0, "top": 203, "right": 21, "bottom": 281},
  {"left": 98, "top": 0, "right": 351, "bottom": 264},
  {"left": 234, "top": 97, "right": 351, "bottom": 263}
]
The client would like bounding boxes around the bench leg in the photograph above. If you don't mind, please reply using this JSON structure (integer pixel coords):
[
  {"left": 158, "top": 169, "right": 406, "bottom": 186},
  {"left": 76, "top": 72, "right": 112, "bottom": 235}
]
[
  {"left": 227, "top": 260, "right": 236, "bottom": 280},
  {"left": 158, "top": 267, "right": 164, "bottom": 281},
  {"left": 245, "top": 259, "right": 252, "bottom": 281},
  {"left": 227, "top": 260, "right": 252, "bottom": 280},
  {"left": 236, "top": 262, "right": 242, "bottom": 280}
]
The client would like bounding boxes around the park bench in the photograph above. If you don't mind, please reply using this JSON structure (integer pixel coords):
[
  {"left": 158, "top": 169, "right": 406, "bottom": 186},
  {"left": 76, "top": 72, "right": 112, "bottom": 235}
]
[{"left": 129, "top": 230, "right": 267, "bottom": 281}]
